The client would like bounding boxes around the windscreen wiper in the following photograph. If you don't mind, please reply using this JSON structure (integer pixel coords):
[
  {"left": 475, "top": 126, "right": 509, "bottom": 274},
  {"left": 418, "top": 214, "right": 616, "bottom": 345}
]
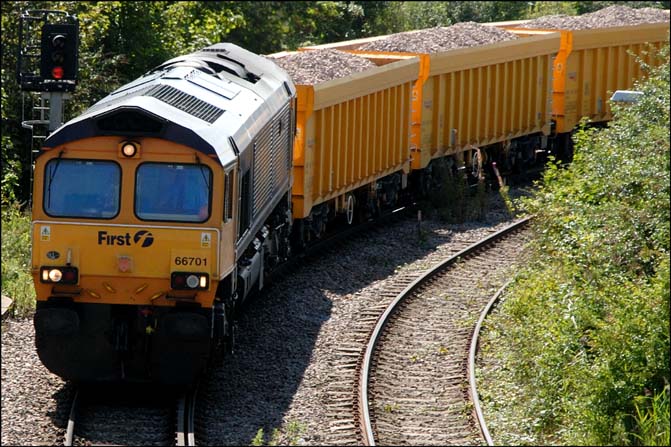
[{"left": 46, "top": 150, "right": 65, "bottom": 208}]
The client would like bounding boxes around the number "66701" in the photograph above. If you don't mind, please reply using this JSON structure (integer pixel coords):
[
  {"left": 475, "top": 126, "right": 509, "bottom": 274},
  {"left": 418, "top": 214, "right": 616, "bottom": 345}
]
[{"left": 174, "top": 256, "right": 207, "bottom": 266}]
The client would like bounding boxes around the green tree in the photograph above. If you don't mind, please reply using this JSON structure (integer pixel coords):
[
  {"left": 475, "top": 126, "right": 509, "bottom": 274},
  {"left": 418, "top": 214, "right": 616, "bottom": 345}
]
[
  {"left": 397, "top": 1, "right": 531, "bottom": 30},
  {"left": 526, "top": 1, "right": 579, "bottom": 18}
]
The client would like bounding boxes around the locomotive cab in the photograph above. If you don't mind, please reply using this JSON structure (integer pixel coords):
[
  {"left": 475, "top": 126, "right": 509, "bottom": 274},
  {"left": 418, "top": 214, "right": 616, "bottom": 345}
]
[{"left": 33, "top": 135, "right": 228, "bottom": 384}]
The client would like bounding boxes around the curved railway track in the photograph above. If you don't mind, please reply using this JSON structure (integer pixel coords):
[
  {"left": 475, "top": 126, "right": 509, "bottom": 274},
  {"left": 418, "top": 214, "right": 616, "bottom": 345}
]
[
  {"left": 358, "top": 217, "right": 532, "bottom": 445},
  {"left": 468, "top": 280, "right": 512, "bottom": 446},
  {"left": 63, "top": 384, "right": 199, "bottom": 446}
]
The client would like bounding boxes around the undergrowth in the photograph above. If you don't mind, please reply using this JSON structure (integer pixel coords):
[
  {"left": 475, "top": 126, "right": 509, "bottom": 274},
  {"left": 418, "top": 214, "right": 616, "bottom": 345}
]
[
  {"left": 477, "top": 44, "right": 670, "bottom": 446},
  {"left": 1, "top": 202, "right": 34, "bottom": 318}
]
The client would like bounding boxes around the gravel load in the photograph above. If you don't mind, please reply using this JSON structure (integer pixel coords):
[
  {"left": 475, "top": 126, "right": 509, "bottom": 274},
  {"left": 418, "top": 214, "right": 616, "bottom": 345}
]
[
  {"left": 267, "top": 49, "right": 376, "bottom": 85},
  {"left": 357, "top": 21, "right": 519, "bottom": 53},
  {"left": 518, "top": 5, "right": 670, "bottom": 30}
]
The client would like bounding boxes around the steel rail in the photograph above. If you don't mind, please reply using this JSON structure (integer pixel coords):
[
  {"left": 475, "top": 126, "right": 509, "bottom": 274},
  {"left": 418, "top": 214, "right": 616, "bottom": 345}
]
[
  {"left": 358, "top": 216, "right": 531, "bottom": 445},
  {"left": 468, "top": 279, "right": 512, "bottom": 446},
  {"left": 176, "top": 384, "right": 199, "bottom": 446},
  {"left": 64, "top": 388, "right": 79, "bottom": 446},
  {"left": 186, "top": 384, "right": 198, "bottom": 446}
]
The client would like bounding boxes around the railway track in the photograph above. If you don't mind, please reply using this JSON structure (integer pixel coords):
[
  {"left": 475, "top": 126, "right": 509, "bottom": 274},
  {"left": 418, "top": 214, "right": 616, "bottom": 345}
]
[
  {"left": 357, "top": 217, "right": 532, "bottom": 445},
  {"left": 63, "top": 384, "right": 200, "bottom": 446},
  {"left": 312, "top": 216, "right": 532, "bottom": 446},
  {"left": 175, "top": 386, "right": 199, "bottom": 446}
]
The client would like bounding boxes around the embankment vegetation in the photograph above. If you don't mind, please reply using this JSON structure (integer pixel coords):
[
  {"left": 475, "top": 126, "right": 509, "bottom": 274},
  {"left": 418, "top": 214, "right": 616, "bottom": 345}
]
[{"left": 479, "top": 43, "right": 670, "bottom": 445}]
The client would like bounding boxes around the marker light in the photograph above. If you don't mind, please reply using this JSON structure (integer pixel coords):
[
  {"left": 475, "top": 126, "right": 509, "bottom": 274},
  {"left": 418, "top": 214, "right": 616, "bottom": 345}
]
[
  {"left": 121, "top": 142, "right": 138, "bottom": 157},
  {"left": 173, "top": 275, "right": 185, "bottom": 287},
  {"left": 40, "top": 266, "right": 79, "bottom": 284},
  {"left": 170, "top": 272, "right": 209, "bottom": 290},
  {"left": 62, "top": 269, "right": 77, "bottom": 283}
]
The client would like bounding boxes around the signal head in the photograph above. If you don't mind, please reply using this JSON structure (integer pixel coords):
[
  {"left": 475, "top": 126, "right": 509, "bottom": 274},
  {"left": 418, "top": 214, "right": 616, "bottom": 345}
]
[{"left": 40, "top": 23, "right": 79, "bottom": 84}]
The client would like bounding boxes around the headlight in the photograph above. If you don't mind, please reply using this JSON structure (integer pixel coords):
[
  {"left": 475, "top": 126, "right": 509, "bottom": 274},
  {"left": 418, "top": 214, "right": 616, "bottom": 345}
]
[
  {"left": 40, "top": 266, "right": 79, "bottom": 284},
  {"left": 121, "top": 142, "right": 137, "bottom": 157},
  {"left": 171, "top": 272, "right": 209, "bottom": 290},
  {"left": 48, "top": 269, "right": 63, "bottom": 282},
  {"left": 118, "top": 140, "right": 141, "bottom": 158},
  {"left": 186, "top": 275, "right": 199, "bottom": 289}
]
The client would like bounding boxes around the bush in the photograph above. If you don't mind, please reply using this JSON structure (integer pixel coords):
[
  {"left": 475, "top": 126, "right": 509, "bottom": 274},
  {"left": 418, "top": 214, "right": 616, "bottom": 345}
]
[
  {"left": 1, "top": 202, "right": 35, "bottom": 317},
  {"left": 632, "top": 385, "right": 670, "bottom": 446},
  {"left": 479, "top": 43, "right": 670, "bottom": 445}
]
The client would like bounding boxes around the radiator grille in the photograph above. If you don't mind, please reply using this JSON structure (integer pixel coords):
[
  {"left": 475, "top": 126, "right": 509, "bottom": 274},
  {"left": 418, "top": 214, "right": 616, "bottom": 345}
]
[
  {"left": 252, "top": 103, "right": 292, "bottom": 217},
  {"left": 145, "top": 84, "right": 224, "bottom": 123}
]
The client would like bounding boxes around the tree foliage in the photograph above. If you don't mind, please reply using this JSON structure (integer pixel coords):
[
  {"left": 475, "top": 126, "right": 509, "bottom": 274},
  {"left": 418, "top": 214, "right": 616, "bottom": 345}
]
[{"left": 1, "top": 1, "right": 669, "bottom": 204}]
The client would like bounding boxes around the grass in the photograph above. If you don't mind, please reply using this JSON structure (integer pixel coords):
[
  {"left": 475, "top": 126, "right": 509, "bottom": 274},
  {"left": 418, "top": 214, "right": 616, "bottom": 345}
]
[
  {"left": 250, "top": 421, "right": 306, "bottom": 446},
  {"left": 383, "top": 402, "right": 399, "bottom": 413},
  {"left": 1, "top": 201, "right": 34, "bottom": 318},
  {"left": 631, "top": 386, "right": 670, "bottom": 446}
]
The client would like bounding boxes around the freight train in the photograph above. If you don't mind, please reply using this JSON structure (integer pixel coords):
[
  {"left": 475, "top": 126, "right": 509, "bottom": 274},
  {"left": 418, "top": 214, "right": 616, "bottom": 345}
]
[{"left": 31, "top": 18, "right": 668, "bottom": 384}]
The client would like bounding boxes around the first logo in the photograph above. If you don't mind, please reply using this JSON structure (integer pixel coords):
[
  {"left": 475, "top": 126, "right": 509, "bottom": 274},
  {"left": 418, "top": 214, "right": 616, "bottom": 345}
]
[{"left": 98, "top": 230, "right": 154, "bottom": 248}]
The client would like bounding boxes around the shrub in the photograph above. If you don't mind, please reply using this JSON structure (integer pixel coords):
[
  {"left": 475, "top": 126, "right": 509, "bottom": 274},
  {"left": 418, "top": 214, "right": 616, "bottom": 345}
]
[
  {"left": 1, "top": 201, "right": 35, "bottom": 317},
  {"left": 480, "top": 43, "right": 669, "bottom": 445}
]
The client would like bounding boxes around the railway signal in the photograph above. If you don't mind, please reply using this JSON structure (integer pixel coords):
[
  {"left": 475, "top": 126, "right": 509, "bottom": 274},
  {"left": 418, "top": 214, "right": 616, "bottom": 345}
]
[
  {"left": 17, "top": 10, "right": 79, "bottom": 207},
  {"left": 40, "top": 23, "right": 78, "bottom": 82}
]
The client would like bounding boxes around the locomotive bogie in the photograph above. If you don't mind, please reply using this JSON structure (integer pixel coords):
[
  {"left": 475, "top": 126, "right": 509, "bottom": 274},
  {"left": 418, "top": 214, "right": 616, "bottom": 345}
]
[{"left": 35, "top": 301, "right": 212, "bottom": 383}]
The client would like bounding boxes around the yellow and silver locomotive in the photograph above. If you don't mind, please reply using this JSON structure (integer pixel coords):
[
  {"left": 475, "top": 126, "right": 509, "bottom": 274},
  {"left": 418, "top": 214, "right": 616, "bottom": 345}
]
[{"left": 31, "top": 43, "right": 296, "bottom": 384}]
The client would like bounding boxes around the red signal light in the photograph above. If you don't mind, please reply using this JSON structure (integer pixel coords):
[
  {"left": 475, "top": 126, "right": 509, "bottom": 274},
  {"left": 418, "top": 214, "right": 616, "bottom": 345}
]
[
  {"left": 51, "top": 66, "right": 64, "bottom": 79},
  {"left": 173, "top": 275, "right": 186, "bottom": 287}
]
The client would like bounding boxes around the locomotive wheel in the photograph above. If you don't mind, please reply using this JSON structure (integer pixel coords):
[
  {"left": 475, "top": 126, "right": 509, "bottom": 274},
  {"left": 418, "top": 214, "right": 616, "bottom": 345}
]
[{"left": 210, "top": 300, "right": 236, "bottom": 366}]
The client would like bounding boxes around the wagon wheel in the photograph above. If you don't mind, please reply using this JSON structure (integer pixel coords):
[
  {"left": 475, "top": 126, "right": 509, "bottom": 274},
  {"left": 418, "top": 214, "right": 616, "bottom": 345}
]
[
  {"left": 471, "top": 148, "right": 484, "bottom": 182},
  {"left": 346, "top": 194, "right": 355, "bottom": 225}
]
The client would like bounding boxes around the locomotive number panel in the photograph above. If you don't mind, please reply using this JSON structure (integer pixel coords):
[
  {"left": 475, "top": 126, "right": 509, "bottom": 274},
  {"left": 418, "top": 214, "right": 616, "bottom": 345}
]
[{"left": 170, "top": 249, "right": 212, "bottom": 271}]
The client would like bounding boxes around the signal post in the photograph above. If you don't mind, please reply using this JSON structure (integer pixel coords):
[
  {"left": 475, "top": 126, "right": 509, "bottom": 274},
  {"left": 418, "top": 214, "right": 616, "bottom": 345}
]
[{"left": 16, "top": 10, "right": 79, "bottom": 204}]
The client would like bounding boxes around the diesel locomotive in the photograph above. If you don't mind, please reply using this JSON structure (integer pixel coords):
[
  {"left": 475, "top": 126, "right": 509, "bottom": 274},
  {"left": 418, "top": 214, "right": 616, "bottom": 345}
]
[{"left": 32, "top": 43, "right": 296, "bottom": 384}]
